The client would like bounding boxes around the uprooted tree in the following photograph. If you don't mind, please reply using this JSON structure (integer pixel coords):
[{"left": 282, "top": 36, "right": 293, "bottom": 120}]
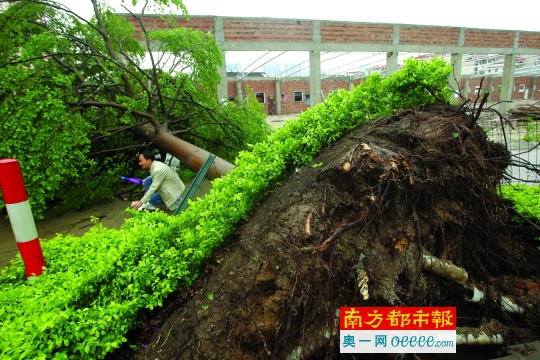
[
  {"left": 128, "top": 63, "right": 540, "bottom": 359},
  {"left": 0, "top": 0, "right": 270, "bottom": 217},
  {"left": 2, "top": 53, "right": 540, "bottom": 359}
]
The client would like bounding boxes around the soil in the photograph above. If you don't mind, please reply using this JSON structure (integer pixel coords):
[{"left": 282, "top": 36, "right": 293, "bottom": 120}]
[{"left": 102, "top": 103, "right": 540, "bottom": 360}]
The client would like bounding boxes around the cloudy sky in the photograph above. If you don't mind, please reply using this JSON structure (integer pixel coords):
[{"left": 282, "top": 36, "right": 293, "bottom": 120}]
[{"left": 58, "top": 0, "right": 540, "bottom": 75}]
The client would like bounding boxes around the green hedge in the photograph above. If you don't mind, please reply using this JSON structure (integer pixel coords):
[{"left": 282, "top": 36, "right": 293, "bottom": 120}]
[
  {"left": 0, "top": 58, "right": 451, "bottom": 359},
  {"left": 499, "top": 184, "right": 540, "bottom": 227}
]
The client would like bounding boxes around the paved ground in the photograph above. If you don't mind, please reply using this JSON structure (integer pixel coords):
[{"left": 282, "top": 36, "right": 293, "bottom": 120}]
[{"left": 265, "top": 112, "right": 299, "bottom": 128}]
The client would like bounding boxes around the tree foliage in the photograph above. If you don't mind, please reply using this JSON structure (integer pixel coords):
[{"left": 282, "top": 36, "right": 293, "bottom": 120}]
[
  {"left": 385, "top": 57, "right": 453, "bottom": 109},
  {"left": 0, "top": 0, "right": 269, "bottom": 217}
]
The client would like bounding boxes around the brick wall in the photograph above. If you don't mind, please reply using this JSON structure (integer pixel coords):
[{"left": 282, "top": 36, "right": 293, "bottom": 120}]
[
  {"left": 280, "top": 79, "right": 311, "bottom": 114},
  {"left": 321, "top": 79, "right": 350, "bottom": 98},
  {"left": 464, "top": 30, "right": 514, "bottom": 48},
  {"left": 224, "top": 19, "right": 312, "bottom": 42},
  {"left": 513, "top": 76, "right": 539, "bottom": 100},
  {"left": 227, "top": 82, "right": 236, "bottom": 98},
  {"left": 519, "top": 32, "right": 540, "bottom": 49},
  {"left": 461, "top": 76, "right": 539, "bottom": 102},
  {"left": 125, "top": 15, "right": 215, "bottom": 39},
  {"left": 400, "top": 26, "right": 460, "bottom": 46},
  {"left": 119, "top": 14, "right": 540, "bottom": 50},
  {"left": 464, "top": 78, "right": 501, "bottom": 102},
  {"left": 226, "top": 80, "right": 277, "bottom": 114},
  {"left": 321, "top": 23, "right": 393, "bottom": 44}
]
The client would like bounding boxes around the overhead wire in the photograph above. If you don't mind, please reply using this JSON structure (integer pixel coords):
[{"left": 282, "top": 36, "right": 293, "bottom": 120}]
[
  {"left": 235, "top": 51, "right": 283, "bottom": 80},
  {"left": 231, "top": 50, "right": 539, "bottom": 84}
]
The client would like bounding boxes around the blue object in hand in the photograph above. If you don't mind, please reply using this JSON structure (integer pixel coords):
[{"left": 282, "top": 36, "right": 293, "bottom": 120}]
[{"left": 121, "top": 176, "right": 143, "bottom": 185}]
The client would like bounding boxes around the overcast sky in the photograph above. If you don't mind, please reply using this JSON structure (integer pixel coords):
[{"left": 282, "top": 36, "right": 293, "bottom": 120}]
[
  {"left": 58, "top": 0, "right": 540, "bottom": 74},
  {"left": 64, "top": 0, "right": 540, "bottom": 31}
]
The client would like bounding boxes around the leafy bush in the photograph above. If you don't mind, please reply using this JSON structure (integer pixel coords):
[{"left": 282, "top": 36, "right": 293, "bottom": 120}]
[
  {"left": 53, "top": 155, "right": 132, "bottom": 214},
  {"left": 385, "top": 57, "right": 453, "bottom": 109},
  {"left": 499, "top": 184, "right": 540, "bottom": 224}
]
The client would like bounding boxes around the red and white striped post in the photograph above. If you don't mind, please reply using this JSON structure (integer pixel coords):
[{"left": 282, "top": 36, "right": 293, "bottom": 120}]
[{"left": 0, "top": 159, "right": 45, "bottom": 278}]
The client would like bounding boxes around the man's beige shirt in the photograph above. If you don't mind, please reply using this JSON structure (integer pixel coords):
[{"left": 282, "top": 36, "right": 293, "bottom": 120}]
[{"left": 140, "top": 161, "right": 185, "bottom": 208}]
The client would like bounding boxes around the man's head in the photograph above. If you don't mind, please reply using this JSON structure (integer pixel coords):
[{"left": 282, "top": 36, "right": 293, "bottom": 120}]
[{"left": 139, "top": 151, "right": 155, "bottom": 170}]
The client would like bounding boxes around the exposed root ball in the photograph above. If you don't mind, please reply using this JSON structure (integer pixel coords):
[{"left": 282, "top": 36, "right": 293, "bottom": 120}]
[{"left": 132, "top": 104, "right": 540, "bottom": 360}]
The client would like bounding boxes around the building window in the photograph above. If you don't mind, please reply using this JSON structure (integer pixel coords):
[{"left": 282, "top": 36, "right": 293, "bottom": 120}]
[
  {"left": 519, "top": 84, "right": 526, "bottom": 93},
  {"left": 255, "top": 92, "right": 265, "bottom": 104},
  {"left": 280, "top": 93, "right": 286, "bottom": 102},
  {"left": 305, "top": 94, "right": 310, "bottom": 105},
  {"left": 294, "top": 91, "right": 303, "bottom": 102},
  {"left": 475, "top": 86, "right": 480, "bottom": 95}
]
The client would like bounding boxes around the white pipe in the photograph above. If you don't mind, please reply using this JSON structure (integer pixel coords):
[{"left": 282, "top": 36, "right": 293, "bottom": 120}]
[
  {"left": 457, "top": 332, "right": 503, "bottom": 345},
  {"left": 465, "top": 286, "right": 485, "bottom": 303},
  {"left": 422, "top": 254, "right": 468, "bottom": 284},
  {"left": 500, "top": 296, "right": 524, "bottom": 313}
]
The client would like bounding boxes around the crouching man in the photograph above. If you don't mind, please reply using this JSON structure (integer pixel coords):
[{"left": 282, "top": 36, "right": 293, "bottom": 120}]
[{"left": 130, "top": 151, "right": 185, "bottom": 211}]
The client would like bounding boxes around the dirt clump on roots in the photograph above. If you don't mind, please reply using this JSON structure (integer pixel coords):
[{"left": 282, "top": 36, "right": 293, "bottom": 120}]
[{"left": 128, "top": 104, "right": 540, "bottom": 359}]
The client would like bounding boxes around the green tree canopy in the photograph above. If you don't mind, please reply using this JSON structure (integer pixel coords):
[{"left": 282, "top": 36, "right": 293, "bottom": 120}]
[{"left": 0, "top": 0, "right": 270, "bottom": 217}]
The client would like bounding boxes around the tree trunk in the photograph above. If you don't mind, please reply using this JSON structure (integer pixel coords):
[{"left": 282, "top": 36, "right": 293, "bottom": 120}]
[{"left": 132, "top": 123, "right": 235, "bottom": 180}]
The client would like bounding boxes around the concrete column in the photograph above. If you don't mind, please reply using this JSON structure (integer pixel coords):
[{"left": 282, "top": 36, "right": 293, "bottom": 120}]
[
  {"left": 309, "top": 50, "right": 321, "bottom": 108},
  {"left": 499, "top": 54, "right": 516, "bottom": 115},
  {"left": 275, "top": 80, "right": 281, "bottom": 115},
  {"left": 217, "top": 52, "right": 228, "bottom": 103},
  {"left": 449, "top": 53, "right": 463, "bottom": 98},
  {"left": 487, "top": 77, "right": 494, "bottom": 102},
  {"left": 463, "top": 77, "right": 470, "bottom": 100},
  {"left": 386, "top": 51, "right": 398, "bottom": 77},
  {"left": 349, "top": 78, "right": 354, "bottom": 91},
  {"left": 235, "top": 81, "right": 243, "bottom": 102},
  {"left": 530, "top": 77, "right": 536, "bottom": 100}
]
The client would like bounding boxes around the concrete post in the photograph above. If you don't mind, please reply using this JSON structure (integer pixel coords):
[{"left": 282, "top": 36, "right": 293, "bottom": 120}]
[
  {"left": 309, "top": 50, "right": 321, "bottom": 108},
  {"left": 449, "top": 53, "right": 463, "bottom": 100},
  {"left": 487, "top": 77, "right": 494, "bottom": 102},
  {"left": 275, "top": 80, "right": 281, "bottom": 115},
  {"left": 386, "top": 51, "right": 398, "bottom": 77},
  {"left": 463, "top": 77, "right": 470, "bottom": 100},
  {"left": 236, "top": 80, "right": 243, "bottom": 102},
  {"left": 530, "top": 77, "right": 536, "bottom": 100},
  {"left": 217, "top": 52, "right": 228, "bottom": 103},
  {"left": 499, "top": 54, "right": 516, "bottom": 115},
  {"left": 349, "top": 78, "right": 354, "bottom": 91}
]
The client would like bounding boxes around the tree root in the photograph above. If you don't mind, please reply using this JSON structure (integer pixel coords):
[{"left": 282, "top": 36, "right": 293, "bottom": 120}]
[{"left": 302, "top": 217, "right": 365, "bottom": 254}]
